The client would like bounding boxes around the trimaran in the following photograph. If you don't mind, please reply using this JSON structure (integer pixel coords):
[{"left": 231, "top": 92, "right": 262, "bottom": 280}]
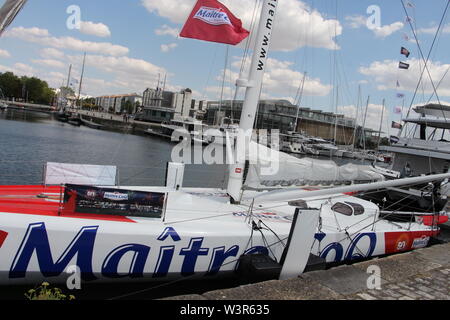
[{"left": 0, "top": 0, "right": 449, "bottom": 286}]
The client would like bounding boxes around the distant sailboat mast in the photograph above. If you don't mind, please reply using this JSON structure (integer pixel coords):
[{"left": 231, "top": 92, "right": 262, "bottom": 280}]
[
  {"left": 77, "top": 52, "right": 86, "bottom": 108},
  {"left": 377, "top": 99, "right": 386, "bottom": 150},
  {"left": 361, "top": 96, "right": 370, "bottom": 151},
  {"left": 66, "top": 64, "right": 72, "bottom": 89},
  {"left": 352, "top": 85, "right": 361, "bottom": 151},
  {"left": 293, "top": 72, "right": 307, "bottom": 132}
]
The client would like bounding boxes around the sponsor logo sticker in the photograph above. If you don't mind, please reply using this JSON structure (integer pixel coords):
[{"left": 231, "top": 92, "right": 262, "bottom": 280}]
[
  {"left": 103, "top": 192, "right": 129, "bottom": 201},
  {"left": 194, "top": 6, "right": 232, "bottom": 26},
  {"left": 412, "top": 236, "right": 430, "bottom": 249}
]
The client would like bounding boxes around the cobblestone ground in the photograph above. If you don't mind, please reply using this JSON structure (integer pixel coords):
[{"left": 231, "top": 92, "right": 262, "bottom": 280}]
[
  {"left": 168, "top": 243, "right": 450, "bottom": 301},
  {"left": 352, "top": 267, "right": 450, "bottom": 300}
]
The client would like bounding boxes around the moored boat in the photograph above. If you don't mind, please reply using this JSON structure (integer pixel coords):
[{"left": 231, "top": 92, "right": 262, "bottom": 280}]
[{"left": 0, "top": 0, "right": 448, "bottom": 287}]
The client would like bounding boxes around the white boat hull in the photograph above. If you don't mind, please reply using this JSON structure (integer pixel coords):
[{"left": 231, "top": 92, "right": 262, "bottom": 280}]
[{"left": 0, "top": 185, "right": 440, "bottom": 285}]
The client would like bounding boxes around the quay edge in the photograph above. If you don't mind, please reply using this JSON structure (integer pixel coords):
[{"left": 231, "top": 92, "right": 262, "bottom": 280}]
[{"left": 163, "top": 242, "right": 450, "bottom": 301}]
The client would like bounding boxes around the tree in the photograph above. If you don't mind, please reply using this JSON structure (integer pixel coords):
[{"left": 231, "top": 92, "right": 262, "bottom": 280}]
[
  {"left": 0, "top": 71, "right": 56, "bottom": 104},
  {"left": 122, "top": 100, "right": 133, "bottom": 114},
  {"left": 59, "top": 86, "right": 76, "bottom": 98},
  {"left": 81, "top": 97, "right": 95, "bottom": 109},
  {"left": 0, "top": 72, "right": 21, "bottom": 98}
]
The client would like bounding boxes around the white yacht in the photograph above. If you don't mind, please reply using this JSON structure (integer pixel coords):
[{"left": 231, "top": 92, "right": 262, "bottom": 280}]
[
  {"left": 380, "top": 103, "right": 450, "bottom": 176},
  {"left": 145, "top": 117, "right": 211, "bottom": 144},
  {"left": 204, "top": 119, "right": 239, "bottom": 146}
]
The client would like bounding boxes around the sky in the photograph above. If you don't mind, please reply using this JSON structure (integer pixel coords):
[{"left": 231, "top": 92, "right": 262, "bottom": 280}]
[{"left": 1, "top": 0, "right": 450, "bottom": 136}]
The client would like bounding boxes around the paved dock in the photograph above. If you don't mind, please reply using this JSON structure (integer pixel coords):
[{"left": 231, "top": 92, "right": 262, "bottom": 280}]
[{"left": 165, "top": 242, "right": 450, "bottom": 300}]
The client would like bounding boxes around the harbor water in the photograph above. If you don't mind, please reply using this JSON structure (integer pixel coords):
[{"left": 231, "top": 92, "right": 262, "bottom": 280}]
[
  {"left": 0, "top": 109, "right": 377, "bottom": 187},
  {"left": 0, "top": 109, "right": 229, "bottom": 188}
]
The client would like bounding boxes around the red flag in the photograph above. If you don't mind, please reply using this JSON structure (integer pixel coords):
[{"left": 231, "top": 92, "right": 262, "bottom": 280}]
[{"left": 180, "top": 0, "right": 249, "bottom": 45}]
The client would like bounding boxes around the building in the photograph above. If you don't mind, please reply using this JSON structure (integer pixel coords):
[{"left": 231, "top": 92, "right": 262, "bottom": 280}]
[
  {"left": 142, "top": 88, "right": 173, "bottom": 108},
  {"left": 95, "top": 93, "right": 142, "bottom": 114},
  {"left": 138, "top": 88, "right": 202, "bottom": 123},
  {"left": 205, "top": 99, "right": 369, "bottom": 145}
]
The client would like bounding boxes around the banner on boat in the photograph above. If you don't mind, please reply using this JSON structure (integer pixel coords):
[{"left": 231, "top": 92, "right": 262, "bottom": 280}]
[{"left": 63, "top": 184, "right": 166, "bottom": 218}]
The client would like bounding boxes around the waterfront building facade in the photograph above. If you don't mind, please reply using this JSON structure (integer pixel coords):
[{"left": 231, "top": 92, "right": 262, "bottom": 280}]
[
  {"left": 205, "top": 99, "right": 364, "bottom": 145},
  {"left": 95, "top": 93, "right": 142, "bottom": 114},
  {"left": 138, "top": 88, "right": 204, "bottom": 123}
]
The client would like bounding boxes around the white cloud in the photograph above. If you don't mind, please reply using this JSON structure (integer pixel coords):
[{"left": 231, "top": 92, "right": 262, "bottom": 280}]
[
  {"left": 262, "top": 58, "right": 332, "bottom": 97},
  {"left": 66, "top": 54, "right": 170, "bottom": 96},
  {"left": 205, "top": 56, "right": 331, "bottom": 101},
  {"left": 5, "top": 27, "right": 128, "bottom": 56},
  {"left": 359, "top": 58, "right": 450, "bottom": 97},
  {"left": 40, "top": 48, "right": 65, "bottom": 60},
  {"left": 344, "top": 15, "right": 404, "bottom": 38},
  {"left": 372, "top": 22, "right": 404, "bottom": 38},
  {"left": 339, "top": 103, "right": 390, "bottom": 135},
  {"left": 32, "top": 59, "right": 66, "bottom": 69},
  {"left": 79, "top": 21, "right": 112, "bottom": 38},
  {"left": 417, "top": 23, "right": 450, "bottom": 35},
  {"left": 0, "top": 62, "right": 36, "bottom": 77},
  {"left": 0, "top": 49, "right": 11, "bottom": 58},
  {"left": 238, "top": 57, "right": 331, "bottom": 97},
  {"left": 155, "top": 25, "right": 179, "bottom": 38},
  {"left": 345, "top": 15, "right": 367, "bottom": 29},
  {"left": 141, "top": 0, "right": 342, "bottom": 51},
  {"left": 160, "top": 43, "right": 178, "bottom": 52}
]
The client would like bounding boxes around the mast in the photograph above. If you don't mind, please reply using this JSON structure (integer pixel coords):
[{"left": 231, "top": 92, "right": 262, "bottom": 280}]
[
  {"left": 361, "top": 95, "right": 370, "bottom": 151},
  {"left": 333, "top": 85, "right": 339, "bottom": 146},
  {"left": 227, "top": 0, "right": 279, "bottom": 203},
  {"left": 377, "top": 99, "right": 385, "bottom": 150},
  {"left": 294, "top": 72, "right": 307, "bottom": 132},
  {"left": 352, "top": 85, "right": 361, "bottom": 151},
  {"left": 66, "top": 64, "right": 72, "bottom": 88},
  {"left": 77, "top": 52, "right": 86, "bottom": 109},
  {"left": 218, "top": 45, "right": 230, "bottom": 126}
]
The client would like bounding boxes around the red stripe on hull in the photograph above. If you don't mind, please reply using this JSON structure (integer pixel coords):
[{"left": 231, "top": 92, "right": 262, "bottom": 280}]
[
  {"left": 0, "top": 230, "right": 7, "bottom": 248},
  {"left": 0, "top": 185, "right": 135, "bottom": 223},
  {"left": 384, "top": 231, "right": 437, "bottom": 254}
]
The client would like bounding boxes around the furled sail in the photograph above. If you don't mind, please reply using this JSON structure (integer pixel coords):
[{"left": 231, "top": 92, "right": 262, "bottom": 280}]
[
  {"left": 0, "top": 0, "right": 27, "bottom": 37},
  {"left": 244, "top": 141, "right": 385, "bottom": 189}
]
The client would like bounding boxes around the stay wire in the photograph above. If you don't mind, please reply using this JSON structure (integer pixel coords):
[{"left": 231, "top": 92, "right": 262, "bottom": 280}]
[{"left": 400, "top": 0, "right": 450, "bottom": 119}]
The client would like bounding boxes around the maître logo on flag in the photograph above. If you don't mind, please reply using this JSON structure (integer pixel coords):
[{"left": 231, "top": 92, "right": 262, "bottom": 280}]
[{"left": 193, "top": 6, "right": 232, "bottom": 26}]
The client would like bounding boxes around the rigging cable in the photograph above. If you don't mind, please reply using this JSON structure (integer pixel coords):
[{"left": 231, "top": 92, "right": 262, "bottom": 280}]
[{"left": 400, "top": 0, "right": 450, "bottom": 130}]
